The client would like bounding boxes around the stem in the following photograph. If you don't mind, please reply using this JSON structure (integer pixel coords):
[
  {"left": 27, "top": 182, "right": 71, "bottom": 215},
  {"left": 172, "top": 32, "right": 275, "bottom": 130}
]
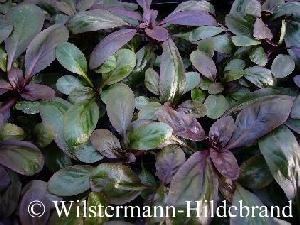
[
  {"left": 83, "top": 74, "right": 95, "bottom": 89},
  {"left": 0, "top": 96, "right": 18, "bottom": 113},
  {"left": 172, "top": 136, "right": 197, "bottom": 153}
]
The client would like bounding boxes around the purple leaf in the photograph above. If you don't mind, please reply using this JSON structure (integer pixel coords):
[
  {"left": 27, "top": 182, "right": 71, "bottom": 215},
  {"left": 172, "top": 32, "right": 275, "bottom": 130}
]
[
  {"left": 293, "top": 75, "right": 300, "bottom": 88},
  {"left": 156, "top": 104, "right": 206, "bottom": 141},
  {"left": 106, "top": 6, "right": 142, "bottom": 21},
  {"left": 226, "top": 96, "right": 294, "bottom": 150},
  {"left": 145, "top": 26, "right": 169, "bottom": 42},
  {"left": 19, "top": 180, "right": 61, "bottom": 225},
  {"left": 0, "top": 140, "right": 44, "bottom": 176},
  {"left": 0, "top": 80, "right": 12, "bottom": 95},
  {"left": 7, "top": 68, "right": 24, "bottom": 90},
  {"left": 210, "top": 149, "right": 239, "bottom": 180},
  {"left": 25, "top": 24, "right": 69, "bottom": 77},
  {"left": 254, "top": 18, "right": 273, "bottom": 40},
  {"left": 160, "top": 11, "right": 217, "bottom": 27},
  {"left": 0, "top": 165, "right": 10, "bottom": 191},
  {"left": 21, "top": 84, "right": 55, "bottom": 101},
  {"left": 209, "top": 116, "right": 236, "bottom": 148},
  {"left": 5, "top": 4, "right": 45, "bottom": 71},
  {"left": 136, "top": 0, "right": 152, "bottom": 10},
  {"left": 89, "top": 29, "right": 137, "bottom": 69}
]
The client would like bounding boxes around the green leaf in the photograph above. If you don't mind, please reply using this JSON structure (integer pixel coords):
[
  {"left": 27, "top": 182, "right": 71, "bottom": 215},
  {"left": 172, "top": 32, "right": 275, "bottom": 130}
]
[
  {"left": 190, "top": 50, "right": 217, "bottom": 81},
  {"left": 184, "top": 72, "right": 201, "bottom": 94},
  {"left": 226, "top": 96, "right": 294, "bottom": 149},
  {"left": 5, "top": 4, "right": 45, "bottom": 71},
  {"left": 49, "top": 202, "right": 83, "bottom": 225},
  {"left": 211, "top": 34, "right": 233, "bottom": 53},
  {"left": 159, "top": 38, "right": 186, "bottom": 103},
  {"left": 259, "top": 126, "right": 300, "bottom": 199},
  {"left": 0, "top": 140, "right": 44, "bottom": 176},
  {"left": 67, "top": 9, "right": 127, "bottom": 34},
  {"left": 128, "top": 122, "right": 173, "bottom": 150},
  {"left": 155, "top": 145, "right": 185, "bottom": 184},
  {"left": 273, "top": 2, "right": 300, "bottom": 18},
  {"left": 232, "top": 35, "right": 261, "bottom": 46},
  {"left": 225, "top": 59, "right": 246, "bottom": 71},
  {"left": 15, "top": 101, "right": 40, "bottom": 114},
  {"left": 178, "top": 100, "right": 207, "bottom": 118},
  {"left": 224, "top": 70, "right": 246, "bottom": 82},
  {"left": 238, "top": 154, "right": 273, "bottom": 189},
  {"left": 0, "top": 47, "right": 7, "bottom": 72},
  {"left": 271, "top": 54, "right": 295, "bottom": 78},
  {"left": 106, "top": 84, "right": 134, "bottom": 136},
  {"left": 56, "top": 42, "right": 88, "bottom": 77},
  {"left": 90, "top": 163, "right": 142, "bottom": 204},
  {"left": 145, "top": 68, "right": 159, "bottom": 95},
  {"left": 231, "top": 185, "right": 278, "bottom": 225},
  {"left": 197, "top": 39, "right": 215, "bottom": 56},
  {"left": 167, "top": 151, "right": 218, "bottom": 224},
  {"left": 72, "top": 141, "right": 104, "bottom": 163},
  {"left": 204, "top": 95, "right": 229, "bottom": 119},
  {"left": 68, "top": 86, "right": 95, "bottom": 103},
  {"left": 245, "top": 0, "right": 261, "bottom": 17},
  {"left": 90, "top": 129, "right": 121, "bottom": 158},
  {"left": 48, "top": 165, "right": 93, "bottom": 196},
  {"left": 104, "top": 49, "right": 136, "bottom": 85},
  {"left": 96, "top": 55, "right": 116, "bottom": 74},
  {"left": 40, "top": 98, "right": 75, "bottom": 158},
  {"left": 138, "top": 102, "right": 162, "bottom": 120},
  {"left": 43, "top": 145, "right": 72, "bottom": 173},
  {"left": 284, "top": 21, "right": 300, "bottom": 68},
  {"left": 0, "top": 123, "right": 25, "bottom": 141},
  {"left": 244, "top": 66, "right": 274, "bottom": 88},
  {"left": 25, "top": 24, "right": 69, "bottom": 77},
  {"left": 225, "top": 14, "right": 255, "bottom": 37},
  {"left": 56, "top": 75, "right": 85, "bottom": 95},
  {"left": 187, "top": 26, "right": 224, "bottom": 41},
  {"left": 250, "top": 47, "right": 268, "bottom": 66},
  {"left": 33, "top": 123, "right": 55, "bottom": 147},
  {"left": 85, "top": 192, "right": 109, "bottom": 225},
  {"left": 0, "top": 18, "right": 12, "bottom": 44},
  {"left": 63, "top": 99, "right": 99, "bottom": 146}
]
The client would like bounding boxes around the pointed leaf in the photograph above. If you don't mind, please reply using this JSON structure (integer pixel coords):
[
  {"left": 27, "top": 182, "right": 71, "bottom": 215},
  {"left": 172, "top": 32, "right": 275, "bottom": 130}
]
[
  {"left": 56, "top": 42, "right": 87, "bottom": 77},
  {"left": 48, "top": 165, "right": 93, "bottom": 196},
  {"left": 226, "top": 96, "right": 294, "bottom": 150},
  {"left": 5, "top": 4, "right": 45, "bottom": 71},
  {"left": 67, "top": 9, "right": 127, "bottom": 34},
  {"left": 25, "top": 25, "right": 69, "bottom": 77},
  {"left": 7, "top": 68, "right": 24, "bottom": 89},
  {"left": 21, "top": 84, "right": 55, "bottom": 101},
  {"left": 160, "top": 11, "right": 217, "bottom": 27},
  {"left": 106, "top": 84, "right": 134, "bottom": 136},
  {"left": 0, "top": 140, "right": 44, "bottom": 176},
  {"left": 145, "top": 26, "right": 169, "bottom": 42},
  {"left": 89, "top": 29, "right": 136, "bottom": 69},
  {"left": 155, "top": 145, "right": 185, "bottom": 184},
  {"left": 156, "top": 105, "right": 205, "bottom": 141},
  {"left": 209, "top": 116, "right": 235, "bottom": 147},
  {"left": 90, "top": 163, "right": 142, "bottom": 204},
  {"left": 159, "top": 38, "right": 186, "bottom": 103},
  {"left": 259, "top": 126, "right": 300, "bottom": 199},
  {"left": 271, "top": 54, "right": 295, "bottom": 78},
  {"left": 190, "top": 50, "right": 217, "bottom": 81},
  {"left": 63, "top": 99, "right": 99, "bottom": 146},
  {"left": 167, "top": 151, "right": 218, "bottom": 224},
  {"left": 210, "top": 149, "right": 239, "bottom": 180},
  {"left": 90, "top": 129, "right": 121, "bottom": 158}
]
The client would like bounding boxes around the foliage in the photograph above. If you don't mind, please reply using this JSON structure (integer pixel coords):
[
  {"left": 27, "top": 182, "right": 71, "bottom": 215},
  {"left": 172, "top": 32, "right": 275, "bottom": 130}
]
[{"left": 0, "top": 0, "right": 300, "bottom": 224}]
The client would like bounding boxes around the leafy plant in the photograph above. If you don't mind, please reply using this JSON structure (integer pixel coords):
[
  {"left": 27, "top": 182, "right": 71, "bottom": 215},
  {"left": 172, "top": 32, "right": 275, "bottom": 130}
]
[{"left": 0, "top": 0, "right": 300, "bottom": 224}]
